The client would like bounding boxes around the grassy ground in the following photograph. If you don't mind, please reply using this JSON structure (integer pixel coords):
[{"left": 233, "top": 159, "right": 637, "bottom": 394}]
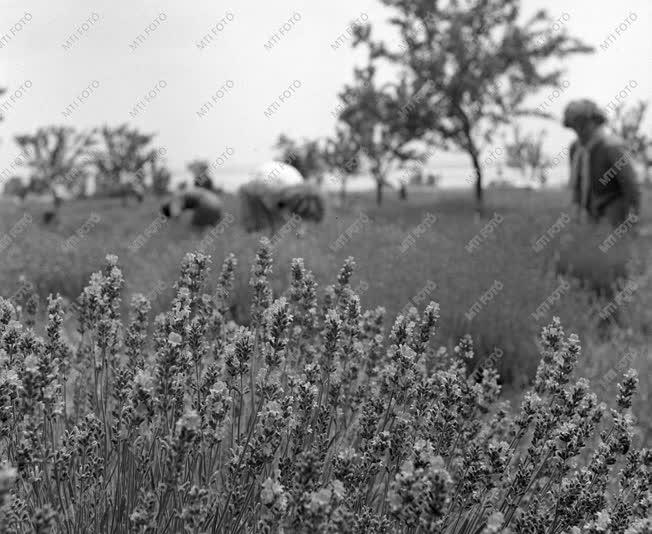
[{"left": 1, "top": 186, "right": 650, "bottom": 440}]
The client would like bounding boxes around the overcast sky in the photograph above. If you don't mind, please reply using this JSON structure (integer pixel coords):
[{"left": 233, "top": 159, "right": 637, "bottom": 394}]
[{"left": 1, "top": 0, "right": 650, "bottom": 189}]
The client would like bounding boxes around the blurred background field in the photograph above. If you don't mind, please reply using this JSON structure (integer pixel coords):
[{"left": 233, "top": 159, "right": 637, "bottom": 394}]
[{"left": 1, "top": 185, "right": 650, "bottom": 441}]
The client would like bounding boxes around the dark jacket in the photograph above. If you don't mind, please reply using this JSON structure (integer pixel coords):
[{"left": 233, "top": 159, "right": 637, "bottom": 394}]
[{"left": 570, "top": 135, "right": 640, "bottom": 223}]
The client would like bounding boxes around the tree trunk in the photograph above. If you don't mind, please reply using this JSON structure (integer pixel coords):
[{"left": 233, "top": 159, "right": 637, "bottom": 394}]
[
  {"left": 51, "top": 188, "right": 59, "bottom": 208},
  {"left": 469, "top": 152, "right": 484, "bottom": 215},
  {"left": 375, "top": 179, "right": 383, "bottom": 205},
  {"left": 340, "top": 177, "right": 347, "bottom": 205}
]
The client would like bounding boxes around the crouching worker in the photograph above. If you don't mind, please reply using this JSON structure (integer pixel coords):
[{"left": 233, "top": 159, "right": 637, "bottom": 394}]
[
  {"left": 161, "top": 188, "right": 223, "bottom": 228},
  {"left": 563, "top": 99, "right": 640, "bottom": 227}
]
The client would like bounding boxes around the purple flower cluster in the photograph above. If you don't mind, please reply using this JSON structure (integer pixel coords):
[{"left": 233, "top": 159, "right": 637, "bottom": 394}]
[{"left": 0, "top": 244, "right": 648, "bottom": 533}]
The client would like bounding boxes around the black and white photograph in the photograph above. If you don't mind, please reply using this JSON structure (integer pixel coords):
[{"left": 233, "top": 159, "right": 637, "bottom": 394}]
[{"left": 0, "top": 1, "right": 650, "bottom": 532}]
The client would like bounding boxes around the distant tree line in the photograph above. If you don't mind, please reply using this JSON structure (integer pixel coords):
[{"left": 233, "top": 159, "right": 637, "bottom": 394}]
[{"left": 2, "top": 124, "right": 171, "bottom": 201}]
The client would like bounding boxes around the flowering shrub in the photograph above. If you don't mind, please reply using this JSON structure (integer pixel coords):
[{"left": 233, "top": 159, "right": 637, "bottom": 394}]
[{"left": 0, "top": 239, "right": 649, "bottom": 533}]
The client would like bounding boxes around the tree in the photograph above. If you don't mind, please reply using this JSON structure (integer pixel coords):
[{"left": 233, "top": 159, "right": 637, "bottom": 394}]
[
  {"left": 505, "top": 126, "right": 550, "bottom": 186},
  {"left": 425, "top": 172, "right": 440, "bottom": 187},
  {"left": 611, "top": 101, "right": 650, "bottom": 183},
  {"left": 352, "top": 0, "right": 592, "bottom": 212},
  {"left": 152, "top": 159, "right": 172, "bottom": 196},
  {"left": 187, "top": 159, "right": 213, "bottom": 190},
  {"left": 3, "top": 176, "right": 27, "bottom": 200},
  {"left": 14, "top": 126, "right": 95, "bottom": 198},
  {"left": 274, "top": 134, "right": 325, "bottom": 180},
  {"left": 321, "top": 126, "right": 361, "bottom": 204},
  {"left": 396, "top": 144, "right": 438, "bottom": 191},
  {"left": 337, "top": 65, "right": 433, "bottom": 204},
  {"left": 93, "top": 124, "right": 157, "bottom": 195}
]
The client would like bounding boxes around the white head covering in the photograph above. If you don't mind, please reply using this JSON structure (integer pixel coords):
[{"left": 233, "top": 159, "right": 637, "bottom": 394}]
[{"left": 251, "top": 161, "right": 304, "bottom": 189}]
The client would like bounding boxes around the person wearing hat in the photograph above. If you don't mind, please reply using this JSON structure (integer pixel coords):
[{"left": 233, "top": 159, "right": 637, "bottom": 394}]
[{"left": 563, "top": 99, "right": 640, "bottom": 226}]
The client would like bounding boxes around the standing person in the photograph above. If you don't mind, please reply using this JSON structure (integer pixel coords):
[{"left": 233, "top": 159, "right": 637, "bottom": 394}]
[{"left": 563, "top": 99, "right": 640, "bottom": 226}]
